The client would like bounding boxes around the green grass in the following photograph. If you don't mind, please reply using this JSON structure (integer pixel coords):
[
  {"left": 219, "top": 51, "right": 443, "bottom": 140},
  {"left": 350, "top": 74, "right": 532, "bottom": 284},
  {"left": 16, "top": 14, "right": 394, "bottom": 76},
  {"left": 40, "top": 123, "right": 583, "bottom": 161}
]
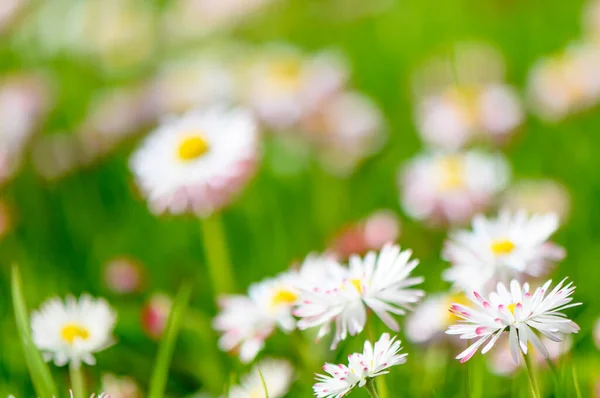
[{"left": 1, "top": 0, "right": 600, "bottom": 396}]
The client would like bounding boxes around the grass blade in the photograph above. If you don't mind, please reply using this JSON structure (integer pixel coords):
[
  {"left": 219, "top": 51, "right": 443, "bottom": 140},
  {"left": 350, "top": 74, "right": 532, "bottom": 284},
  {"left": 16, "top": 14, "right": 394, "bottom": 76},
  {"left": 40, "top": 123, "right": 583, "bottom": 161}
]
[
  {"left": 148, "top": 282, "right": 193, "bottom": 398},
  {"left": 258, "top": 367, "right": 269, "bottom": 398},
  {"left": 11, "top": 265, "right": 58, "bottom": 397}
]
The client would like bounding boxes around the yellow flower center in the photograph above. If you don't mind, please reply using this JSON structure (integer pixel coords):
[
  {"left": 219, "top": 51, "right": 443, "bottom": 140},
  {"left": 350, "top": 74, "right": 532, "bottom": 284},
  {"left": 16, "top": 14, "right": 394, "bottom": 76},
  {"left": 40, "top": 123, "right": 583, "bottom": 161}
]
[
  {"left": 60, "top": 323, "right": 90, "bottom": 344},
  {"left": 438, "top": 156, "right": 465, "bottom": 190},
  {"left": 270, "top": 59, "right": 302, "bottom": 89},
  {"left": 177, "top": 134, "right": 209, "bottom": 161},
  {"left": 271, "top": 289, "right": 298, "bottom": 307},
  {"left": 507, "top": 303, "right": 518, "bottom": 316},
  {"left": 490, "top": 239, "right": 515, "bottom": 255},
  {"left": 350, "top": 279, "right": 362, "bottom": 294}
]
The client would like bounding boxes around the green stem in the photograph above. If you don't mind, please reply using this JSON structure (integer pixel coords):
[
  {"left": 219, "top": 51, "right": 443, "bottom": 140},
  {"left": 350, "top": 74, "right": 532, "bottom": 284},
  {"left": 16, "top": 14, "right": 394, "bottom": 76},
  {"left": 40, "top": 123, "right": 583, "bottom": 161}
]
[
  {"left": 572, "top": 364, "right": 582, "bottom": 398},
  {"left": 365, "top": 378, "right": 380, "bottom": 398},
  {"left": 69, "top": 362, "right": 85, "bottom": 398},
  {"left": 522, "top": 352, "right": 542, "bottom": 398},
  {"left": 201, "top": 214, "right": 235, "bottom": 295}
]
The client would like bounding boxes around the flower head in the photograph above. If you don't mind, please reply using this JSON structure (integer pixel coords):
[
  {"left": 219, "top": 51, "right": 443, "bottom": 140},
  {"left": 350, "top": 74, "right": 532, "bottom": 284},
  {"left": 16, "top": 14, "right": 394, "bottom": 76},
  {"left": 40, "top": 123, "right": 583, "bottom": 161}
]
[
  {"left": 228, "top": 358, "right": 294, "bottom": 398},
  {"left": 313, "top": 333, "right": 407, "bottom": 398},
  {"left": 399, "top": 151, "right": 510, "bottom": 225},
  {"left": 446, "top": 278, "right": 580, "bottom": 364},
  {"left": 130, "top": 107, "right": 259, "bottom": 217},
  {"left": 443, "top": 210, "right": 565, "bottom": 292},
  {"left": 295, "top": 244, "right": 424, "bottom": 348},
  {"left": 31, "top": 295, "right": 117, "bottom": 368}
]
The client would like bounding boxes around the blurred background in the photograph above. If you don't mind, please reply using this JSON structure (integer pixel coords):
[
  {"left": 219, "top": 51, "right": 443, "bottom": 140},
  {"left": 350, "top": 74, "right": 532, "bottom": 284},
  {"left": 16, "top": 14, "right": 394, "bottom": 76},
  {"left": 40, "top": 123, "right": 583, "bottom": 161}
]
[{"left": 1, "top": 0, "right": 600, "bottom": 396}]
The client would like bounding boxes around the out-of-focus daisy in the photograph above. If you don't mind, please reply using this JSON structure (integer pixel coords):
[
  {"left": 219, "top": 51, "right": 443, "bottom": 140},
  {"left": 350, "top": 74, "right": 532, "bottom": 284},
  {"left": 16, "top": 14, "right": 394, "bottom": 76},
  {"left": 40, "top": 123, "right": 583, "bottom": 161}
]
[
  {"left": 295, "top": 244, "right": 424, "bottom": 349},
  {"left": 302, "top": 90, "right": 385, "bottom": 175},
  {"left": 103, "top": 257, "right": 145, "bottom": 294},
  {"left": 527, "top": 43, "right": 600, "bottom": 121},
  {"left": 399, "top": 151, "right": 510, "bottom": 225},
  {"left": 227, "top": 358, "right": 293, "bottom": 398},
  {"left": 405, "top": 292, "right": 471, "bottom": 345},
  {"left": 69, "top": 392, "right": 110, "bottom": 398},
  {"left": 31, "top": 295, "right": 117, "bottom": 367},
  {"left": 163, "top": 0, "right": 279, "bottom": 42},
  {"left": 65, "top": 0, "right": 155, "bottom": 71},
  {"left": 446, "top": 278, "right": 580, "bottom": 364},
  {"left": 130, "top": 107, "right": 259, "bottom": 217},
  {"left": 313, "top": 333, "right": 407, "bottom": 398},
  {"left": 0, "top": 74, "right": 50, "bottom": 185},
  {"left": 214, "top": 254, "right": 342, "bottom": 362},
  {"left": 243, "top": 47, "right": 347, "bottom": 129},
  {"left": 0, "top": 0, "right": 26, "bottom": 34},
  {"left": 329, "top": 210, "right": 401, "bottom": 259},
  {"left": 151, "top": 56, "right": 237, "bottom": 116},
  {"left": 101, "top": 373, "right": 142, "bottom": 398},
  {"left": 416, "top": 84, "right": 523, "bottom": 149},
  {"left": 141, "top": 293, "right": 171, "bottom": 340},
  {"left": 500, "top": 180, "right": 571, "bottom": 222},
  {"left": 488, "top": 335, "right": 572, "bottom": 375},
  {"left": 442, "top": 210, "right": 565, "bottom": 293}
]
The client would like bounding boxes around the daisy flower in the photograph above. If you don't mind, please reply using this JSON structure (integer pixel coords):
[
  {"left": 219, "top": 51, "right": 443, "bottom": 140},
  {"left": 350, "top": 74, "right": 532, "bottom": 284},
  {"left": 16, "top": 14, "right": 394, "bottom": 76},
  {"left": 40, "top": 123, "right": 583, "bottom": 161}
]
[
  {"left": 313, "top": 333, "right": 407, "bottom": 398},
  {"left": 31, "top": 295, "right": 117, "bottom": 368},
  {"left": 101, "top": 373, "right": 142, "bottom": 398},
  {"left": 141, "top": 293, "right": 171, "bottom": 340},
  {"left": 399, "top": 151, "right": 510, "bottom": 225},
  {"left": 130, "top": 107, "right": 259, "bottom": 217},
  {"left": 446, "top": 278, "right": 581, "bottom": 364},
  {"left": 228, "top": 358, "right": 294, "bottom": 398},
  {"left": 416, "top": 83, "right": 523, "bottom": 150},
  {"left": 442, "top": 210, "right": 565, "bottom": 292},
  {"left": 214, "top": 254, "right": 340, "bottom": 362},
  {"left": 500, "top": 180, "right": 571, "bottom": 223},
  {"left": 243, "top": 46, "right": 347, "bottom": 129},
  {"left": 295, "top": 244, "right": 424, "bottom": 349}
]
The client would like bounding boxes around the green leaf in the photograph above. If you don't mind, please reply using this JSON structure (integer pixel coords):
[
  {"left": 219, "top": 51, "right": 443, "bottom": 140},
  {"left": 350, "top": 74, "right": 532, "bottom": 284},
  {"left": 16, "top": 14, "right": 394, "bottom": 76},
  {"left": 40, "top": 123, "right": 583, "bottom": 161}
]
[
  {"left": 148, "top": 282, "right": 193, "bottom": 398},
  {"left": 11, "top": 265, "right": 58, "bottom": 397}
]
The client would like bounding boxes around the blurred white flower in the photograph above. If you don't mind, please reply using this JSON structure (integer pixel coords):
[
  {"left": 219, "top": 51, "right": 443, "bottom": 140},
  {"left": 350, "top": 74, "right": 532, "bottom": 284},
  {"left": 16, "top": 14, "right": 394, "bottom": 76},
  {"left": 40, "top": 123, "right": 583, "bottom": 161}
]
[
  {"left": 303, "top": 90, "right": 385, "bottom": 175},
  {"left": 151, "top": 56, "right": 237, "bottom": 116},
  {"left": 527, "top": 43, "right": 600, "bottom": 121},
  {"left": 488, "top": 335, "right": 572, "bottom": 376},
  {"left": 228, "top": 358, "right": 293, "bottom": 398},
  {"left": 313, "top": 333, "right": 407, "bottom": 398},
  {"left": 101, "top": 373, "right": 142, "bottom": 398},
  {"left": 500, "top": 180, "right": 571, "bottom": 222},
  {"left": 65, "top": 0, "right": 155, "bottom": 71},
  {"left": 130, "top": 107, "right": 259, "bottom": 217},
  {"left": 330, "top": 210, "right": 400, "bottom": 259},
  {"left": 295, "top": 244, "right": 424, "bottom": 349},
  {"left": 31, "top": 295, "right": 117, "bottom": 368},
  {"left": 214, "top": 254, "right": 339, "bottom": 362},
  {"left": 594, "top": 318, "right": 600, "bottom": 350},
  {"left": 0, "top": 0, "right": 26, "bottom": 33},
  {"left": 442, "top": 210, "right": 565, "bottom": 293},
  {"left": 446, "top": 279, "right": 580, "bottom": 364},
  {"left": 103, "top": 257, "right": 145, "bottom": 294},
  {"left": 399, "top": 151, "right": 510, "bottom": 225},
  {"left": 416, "top": 84, "right": 523, "bottom": 149},
  {"left": 243, "top": 47, "right": 348, "bottom": 129},
  {"left": 163, "top": 0, "right": 279, "bottom": 41},
  {"left": 405, "top": 292, "right": 471, "bottom": 345},
  {"left": 0, "top": 74, "right": 50, "bottom": 185}
]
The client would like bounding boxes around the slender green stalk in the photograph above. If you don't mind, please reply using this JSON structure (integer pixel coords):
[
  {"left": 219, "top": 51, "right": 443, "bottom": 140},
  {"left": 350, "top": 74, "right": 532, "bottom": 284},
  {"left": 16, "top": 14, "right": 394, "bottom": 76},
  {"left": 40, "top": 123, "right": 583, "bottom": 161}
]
[
  {"left": 148, "top": 282, "right": 193, "bottom": 398},
  {"left": 258, "top": 368, "right": 269, "bottom": 398},
  {"left": 69, "top": 362, "right": 85, "bottom": 398},
  {"left": 201, "top": 214, "right": 235, "bottom": 295},
  {"left": 572, "top": 364, "right": 582, "bottom": 398},
  {"left": 522, "top": 352, "right": 542, "bottom": 398},
  {"left": 11, "top": 265, "right": 58, "bottom": 397},
  {"left": 365, "top": 378, "right": 380, "bottom": 398}
]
